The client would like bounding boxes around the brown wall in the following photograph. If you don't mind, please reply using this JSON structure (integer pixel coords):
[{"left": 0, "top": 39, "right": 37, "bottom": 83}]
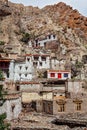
[
  {"left": 43, "top": 100, "right": 53, "bottom": 114},
  {"left": 40, "top": 97, "right": 87, "bottom": 115},
  {"left": 36, "top": 100, "right": 43, "bottom": 112},
  {"left": 53, "top": 98, "right": 87, "bottom": 115}
]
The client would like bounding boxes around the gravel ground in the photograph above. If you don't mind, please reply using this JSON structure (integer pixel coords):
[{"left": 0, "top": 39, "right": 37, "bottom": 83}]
[{"left": 11, "top": 112, "right": 87, "bottom": 130}]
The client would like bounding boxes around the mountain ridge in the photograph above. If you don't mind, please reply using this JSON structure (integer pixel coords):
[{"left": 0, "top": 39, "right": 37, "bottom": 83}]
[{"left": 0, "top": 1, "right": 87, "bottom": 58}]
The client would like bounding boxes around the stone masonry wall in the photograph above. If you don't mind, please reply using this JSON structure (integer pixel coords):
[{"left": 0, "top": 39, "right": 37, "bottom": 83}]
[{"left": 0, "top": 97, "right": 22, "bottom": 120}]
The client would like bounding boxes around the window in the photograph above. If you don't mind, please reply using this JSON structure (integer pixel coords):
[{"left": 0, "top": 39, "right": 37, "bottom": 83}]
[
  {"left": 33, "top": 62, "right": 37, "bottom": 66},
  {"left": 19, "top": 73, "right": 21, "bottom": 77},
  {"left": 58, "top": 73, "right": 62, "bottom": 79},
  {"left": 58, "top": 104, "right": 65, "bottom": 112},
  {"left": 44, "top": 42, "right": 46, "bottom": 47},
  {"left": 48, "top": 35, "right": 51, "bottom": 39},
  {"left": 16, "top": 86, "right": 20, "bottom": 91},
  {"left": 19, "top": 66, "right": 22, "bottom": 70},
  {"left": 34, "top": 56, "right": 39, "bottom": 61},
  {"left": 6, "top": 70, "right": 9, "bottom": 78},
  {"left": 40, "top": 62, "right": 42, "bottom": 66},
  {"left": 11, "top": 105, "right": 15, "bottom": 113},
  {"left": 25, "top": 74, "right": 27, "bottom": 77},
  {"left": 25, "top": 66, "right": 28, "bottom": 70},
  {"left": 50, "top": 73, "right": 55, "bottom": 77},
  {"left": 41, "top": 56, "right": 46, "bottom": 61},
  {"left": 53, "top": 35, "right": 55, "bottom": 39},
  {"left": 73, "top": 99, "right": 82, "bottom": 111},
  {"left": 64, "top": 73, "right": 68, "bottom": 78},
  {"left": 76, "top": 103, "right": 81, "bottom": 111},
  {"left": 35, "top": 39, "right": 38, "bottom": 43},
  {"left": 27, "top": 58, "right": 30, "bottom": 62}
]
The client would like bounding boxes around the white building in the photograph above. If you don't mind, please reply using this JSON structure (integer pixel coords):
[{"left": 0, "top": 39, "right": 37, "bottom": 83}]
[
  {"left": 47, "top": 70, "right": 71, "bottom": 80},
  {"left": 25, "top": 54, "right": 50, "bottom": 69},
  {"left": 28, "top": 34, "right": 57, "bottom": 48},
  {"left": 51, "top": 58, "right": 65, "bottom": 70},
  {"left": 9, "top": 52, "right": 70, "bottom": 82},
  {"left": 9, "top": 54, "right": 51, "bottom": 81},
  {"left": 9, "top": 58, "right": 34, "bottom": 81},
  {"left": 0, "top": 92, "right": 22, "bottom": 120}
]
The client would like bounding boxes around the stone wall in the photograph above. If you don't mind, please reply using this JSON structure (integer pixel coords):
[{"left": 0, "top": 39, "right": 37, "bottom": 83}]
[
  {"left": 53, "top": 97, "right": 87, "bottom": 115},
  {"left": 0, "top": 97, "right": 22, "bottom": 120},
  {"left": 22, "top": 92, "right": 42, "bottom": 103},
  {"left": 36, "top": 100, "right": 43, "bottom": 112},
  {"left": 39, "top": 96, "right": 87, "bottom": 115},
  {"left": 67, "top": 80, "right": 83, "bottom": 93},
  {"left": 20, "top": 83, "right": 40, "bottom": 91},
  {"left": 43, "top": 100, "right": 53, "bottom": 114},
  {"left": 22, "top": 92, "right": 53, "bottom": 103}
]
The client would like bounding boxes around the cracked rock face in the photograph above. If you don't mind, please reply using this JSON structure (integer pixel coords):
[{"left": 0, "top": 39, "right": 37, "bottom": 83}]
[
  {"left": 0, "top": 1, "right": 87, "bottom": 57},
  {"left": 0, "top": 4, "right": 11, "bottom": 16}
]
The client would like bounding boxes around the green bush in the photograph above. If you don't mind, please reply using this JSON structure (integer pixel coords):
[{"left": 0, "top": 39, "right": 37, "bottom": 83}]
[
  {"left": 0, "top": 41, "right": 5, "bottom": 45},
  {"left": 0, "top": 70, "right": 10, "bottom": 130},
  {"left": 0, "top": 70, "right": 3, "bottom": 81},
  {"left": 21, "top": 33, "right": 31, "bottom": 43},
  {"left": 0, "top": 113, "right": 10, "bottom": 130}
]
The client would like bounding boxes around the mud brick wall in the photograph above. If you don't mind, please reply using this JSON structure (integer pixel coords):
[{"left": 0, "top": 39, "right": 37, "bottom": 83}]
[{"left": 43, "top": 100, "right": 53, "bottom": 114}]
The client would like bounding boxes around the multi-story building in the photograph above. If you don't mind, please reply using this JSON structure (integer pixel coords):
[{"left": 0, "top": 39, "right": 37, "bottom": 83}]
[
  {"left": 25, "top": 54, "right": 50, "bottom": 69},
  {"left": 28, "top": 34, "right": 57, "bottom": 48},
  {"left": 9, "top": 58, "right": 34, "bottom": 81},
  {"left": 9, "top": 54, "right": 51, "bottom": 81}
]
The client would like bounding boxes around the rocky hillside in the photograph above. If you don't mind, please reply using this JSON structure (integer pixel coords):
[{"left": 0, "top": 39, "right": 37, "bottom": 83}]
[{"left": 0, "top": 1, "right": 87, "bottom": 58}]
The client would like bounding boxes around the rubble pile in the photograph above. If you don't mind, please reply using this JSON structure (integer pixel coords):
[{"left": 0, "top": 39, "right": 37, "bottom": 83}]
[
  {"left": 11, "top": 112, "right": 69, "bottom": 130},
  {"left": 11, "top": 112, "right": 87, "bottom": 130}
]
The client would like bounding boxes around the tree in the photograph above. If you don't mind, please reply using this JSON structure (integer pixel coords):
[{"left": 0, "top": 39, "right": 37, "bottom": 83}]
[
  {"left": 21, "top": 32, "right": 31, "bottom": 43},
  {"left": 0, "top": 70, "right": 3, "bottom": 80},
  {"left": 0, "top": 70, "right": 10, "bottom": 130},
  {"left": 71, "top": 59, "right": 84, "bottom": 79}
]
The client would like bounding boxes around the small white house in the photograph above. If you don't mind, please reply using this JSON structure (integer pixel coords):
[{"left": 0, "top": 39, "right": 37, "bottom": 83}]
[
  {"left": 0, "top": 92, "right": 22, "bottom": 120},
  {"left": 29, "top": 34, "right": 57, "bottom": 48},
  {"left": 47, "top": 70, "right": 71, "bottom": 80}
]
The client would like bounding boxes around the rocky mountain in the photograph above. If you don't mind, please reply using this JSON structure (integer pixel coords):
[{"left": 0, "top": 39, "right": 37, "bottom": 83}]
[
  {"left": 0, "top": 4, "right": 11, "bottom": 16},
  {"left": 0, "top": 1, "right": 87, "bottom": 59}
]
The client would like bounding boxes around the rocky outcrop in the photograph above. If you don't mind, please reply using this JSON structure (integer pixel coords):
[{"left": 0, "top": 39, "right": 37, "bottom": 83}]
[
  {"left": 42, "top": 2, "right": 87, "bottom": 40},
  {"left": 0, "top": 1, "right": 11, "bottom": 16},
  {"left": 0, "top": 1, "right": 87, "bottom": 58},
  {"left": 43, "top": 2, "right": 87, "bottom": 31}
]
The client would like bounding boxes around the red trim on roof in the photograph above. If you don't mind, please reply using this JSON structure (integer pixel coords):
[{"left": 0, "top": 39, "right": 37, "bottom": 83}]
[
  {"left": 25, "top": 54, "right": 32, "bottom": 56},
  {"left": 0, "top": 59, "right": 11, "bottom": 62},
  {"left": 48, "top": 70, "right": 71, "bottom": 73}
]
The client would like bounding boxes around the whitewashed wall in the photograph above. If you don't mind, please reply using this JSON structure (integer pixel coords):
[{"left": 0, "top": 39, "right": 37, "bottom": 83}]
[{"left": 0, "top": 97, "right": 22, "bottom": 120}]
